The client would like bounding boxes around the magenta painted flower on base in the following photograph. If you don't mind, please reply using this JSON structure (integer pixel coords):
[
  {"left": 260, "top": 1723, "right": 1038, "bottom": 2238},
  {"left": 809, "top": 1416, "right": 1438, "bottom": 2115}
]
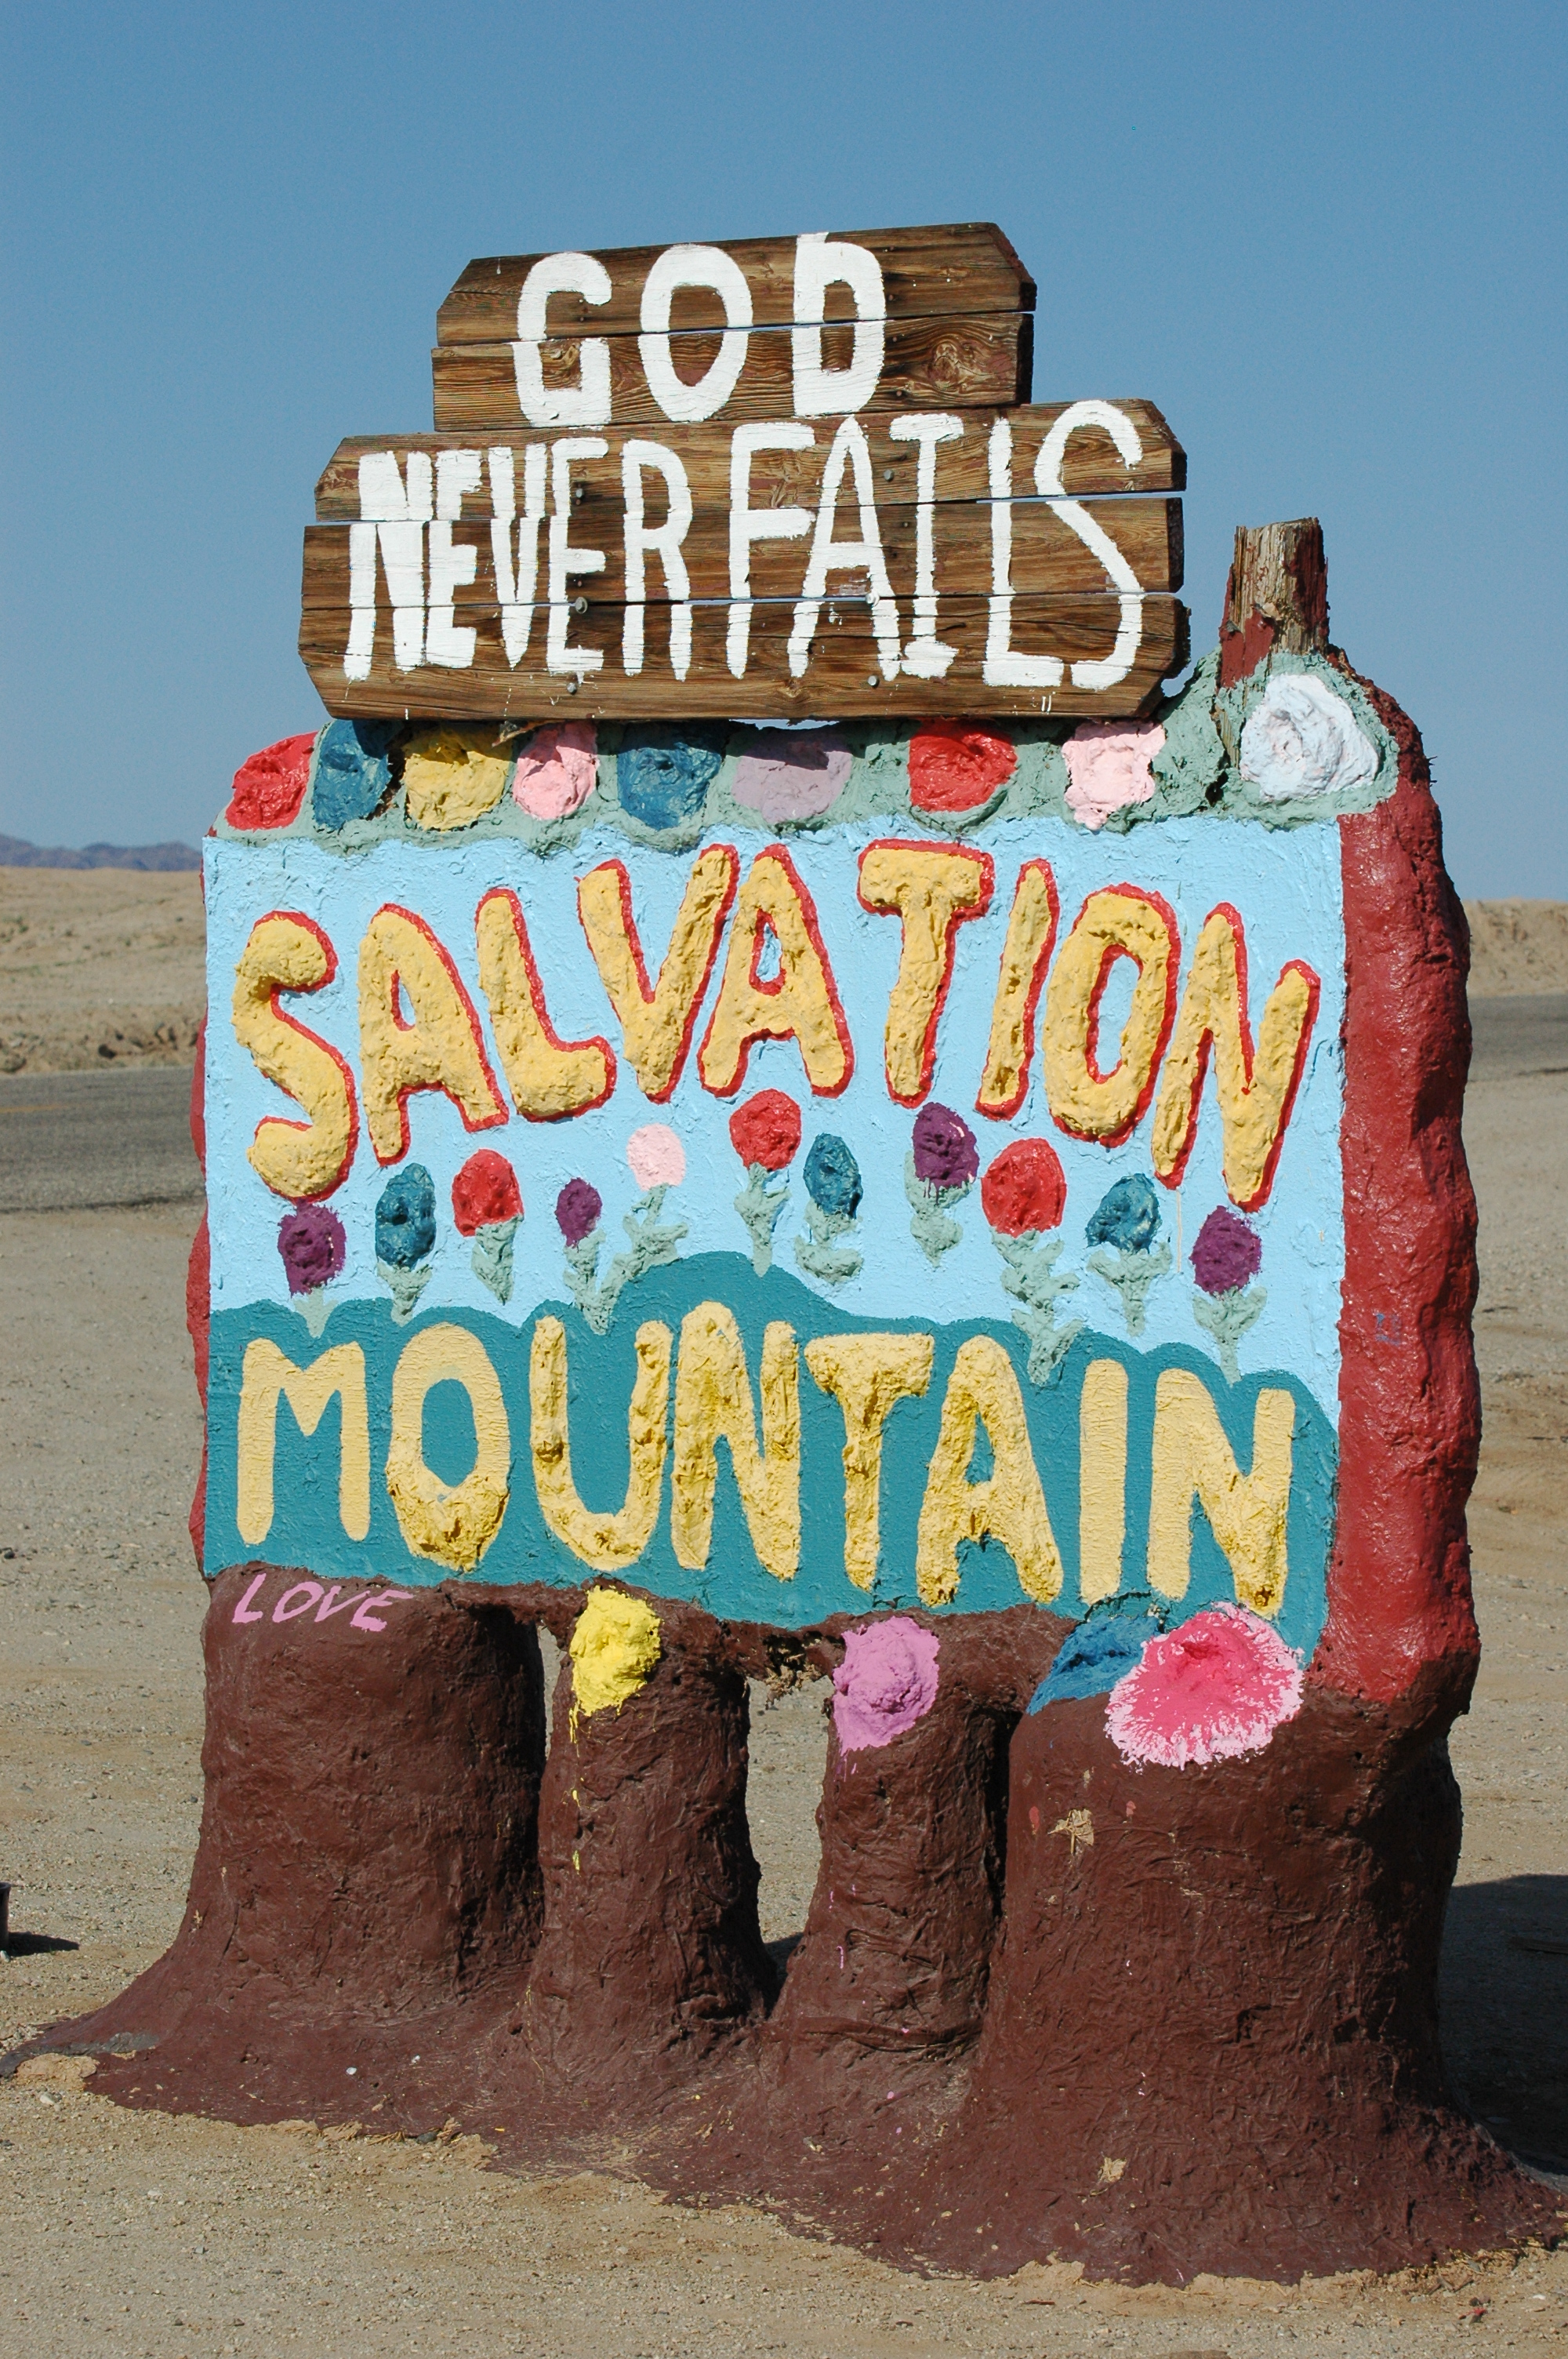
[
  {"left": 1192, "top": 1207, "right": 1262, "bottom": 1295},
  {"left": 911, "top": 1102, "right": 978, "bottom": 1190},
  {"left": 277, "top": 1204, "right": 347, "bottom": 1296},
  {"left": 1105, "top": 1605, "right": 1302, "bottom": 1768},
  {"left": 833, "top": 1617, "right": 941, "bottom": 1754},
  {"left": 556, "top": 1178, "right": 603, "bottom": 1246}
]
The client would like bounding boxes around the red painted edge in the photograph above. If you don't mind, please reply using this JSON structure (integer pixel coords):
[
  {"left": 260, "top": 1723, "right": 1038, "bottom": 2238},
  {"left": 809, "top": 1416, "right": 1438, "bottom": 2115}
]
[{"left": 1310, "top": 659, "right": 1480, "bottom": 1709}]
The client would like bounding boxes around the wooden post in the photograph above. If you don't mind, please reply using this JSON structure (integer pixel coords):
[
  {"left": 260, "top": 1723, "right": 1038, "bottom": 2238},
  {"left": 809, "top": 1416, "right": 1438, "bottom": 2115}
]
[{"left": 1218, "top": 516, "right": 1329, "bottom": 688}]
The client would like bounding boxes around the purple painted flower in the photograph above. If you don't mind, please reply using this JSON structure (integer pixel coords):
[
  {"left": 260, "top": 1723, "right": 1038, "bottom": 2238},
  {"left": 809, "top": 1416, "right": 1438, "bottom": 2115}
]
[
  {"left": 278, "top": 1204, "right": 347, "bottom": 1297},
  {"left": 1192, "top": 1208, "right": 1262, "bottom": 1296},
  {"left": 556, "top": 1178, "right": 603, "bottom": 1247},
  {"left": 911, "top": 1102, "right": 979, "bottom": 1190}
]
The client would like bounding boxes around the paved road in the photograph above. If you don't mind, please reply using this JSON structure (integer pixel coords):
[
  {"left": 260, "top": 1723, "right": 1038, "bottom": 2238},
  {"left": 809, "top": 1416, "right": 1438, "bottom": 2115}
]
[
  {"left": 0, "top": 994, "right": 1564, "bottom": 1216},
  {"left": 0, "top": 1067, "right": 201, "bottom": 1213}
]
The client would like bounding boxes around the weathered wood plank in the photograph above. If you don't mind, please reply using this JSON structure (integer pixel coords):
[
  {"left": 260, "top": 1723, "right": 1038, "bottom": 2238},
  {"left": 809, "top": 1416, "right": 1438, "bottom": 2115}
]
[
  {"left": 315, "top": 404, "right": 1185, "bottom": 518},
  {"left": 299, "top": 591, "right": 1187, "bottom": 722},
  {"left": 302, "top": 495, "right": 1181, "bottom": 612},
  {"left": 430, "top": 313, "right": 1031, "bottom": 434},
  {"left": 437, "top": 222, "right": 1033, "bottom": 344}
]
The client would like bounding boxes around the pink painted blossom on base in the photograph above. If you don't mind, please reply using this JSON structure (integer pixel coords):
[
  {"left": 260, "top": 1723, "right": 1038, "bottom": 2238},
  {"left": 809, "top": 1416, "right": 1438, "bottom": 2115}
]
[
  {"left": 511, "top": 722, "right": 597, "bottom": 820},
  {"left": 1062, "top": 720, "right": 1165, "bottom": 831},
  {"left": 833, "top": 1617, "right": 940, "bottom": 1754},
  {"left": 1105, "top": 1604, "right": 1302, "bottom": 1768},
  {"left": 626, "top": 1122, "right": 685, "bottom": 1190}
]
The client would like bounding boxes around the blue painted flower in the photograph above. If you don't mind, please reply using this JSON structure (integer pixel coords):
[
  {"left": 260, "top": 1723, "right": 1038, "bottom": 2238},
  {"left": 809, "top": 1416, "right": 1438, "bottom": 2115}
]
[
  {"left": 375, "top": 1165, "right": 436, "bottom": 1268},
  {"left": 313, "top": 720, "right": 400, "bottom": 829},
  {"left": 1086, "top": 1172, "right": 1162, "bottom": 1253},
  {"left": 1028, "top": 1601, "right": 1164, "bottom": 1710},
  {"left": 804, "top": 1133, "right": 862, "bottom": 1220},
  {"left": 616, "top": 727, "right": 726, "bottom": 831}
]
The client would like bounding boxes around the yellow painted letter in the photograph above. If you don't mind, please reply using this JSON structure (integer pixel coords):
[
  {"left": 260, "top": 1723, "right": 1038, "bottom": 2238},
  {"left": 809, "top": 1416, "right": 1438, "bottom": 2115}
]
[
  {"left": 236, "top": 1339, "right": 369, "bottom": 1546},
  {"left": 672, "top": 1303, "right": 800, "bottom": 1580},
  {"left": 1150, "top": 905, "right": 1319, "bottom": 1211},
  {"left": 530, "top": 1316, "right": 671, "bottom": 1571},
  {"left": 915, "top": 1336, "right": 1061, "bottom": 1605},
  {"left": 1077, "top": 1358, "right": 1127, "bottom": 1603},
  {"left": 699, "top": 845, "right": 853, "bottom": 1097},
  {"left": 231, "top": 912, "right": 358, "bottom": 1199},
  {"left": 577, "top": 845, "right": 739, "bottom": 1101},
  {"left": 856, "top": 841, "right": 993, "bottom": 1105},
  {"left": 475, "top": 887, "right": 616, "bottom": 1120},
  {"left": 386, "top": 1323, "right": 510, "bottom": 1571},
  {"left": 1146, "top": 1369, "right": 1295, "bottom": 1614},
  {"left": 358, "top": 904, "right": 507, "bottom": 1164},
  {"left": 1042, "top": 886, "right": 1178, "bottom": 1144},
  {"left": 976, "top": 859, "right": 1058, "bottom": 1119},
  {"left": 804, "top": 1332, "right": 935, "bottom": 1589}
]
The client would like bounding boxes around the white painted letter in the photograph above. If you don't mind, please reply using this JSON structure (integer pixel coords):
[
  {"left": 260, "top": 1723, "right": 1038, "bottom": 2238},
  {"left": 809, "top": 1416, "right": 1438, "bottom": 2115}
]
[
  {"left": 639, "top": 245, "right": 753, "bottom": 423},
  {"left": 983, "top": 419, "right": 1062, "bottom": 692},
  {"left": 512, "top": 252, "right": 613, "bottom": 428},
  {"left": 1035, "top": 402, "right": 1146, "bottom": 691},
  {"left": 622, "top": 440, "right": 694, "bottom": 679},
  {"left": 791, "top": 234, "right": 886, "bottom": 416},
  {"left": 726, "top": 422, "right": 815, "bottom": 677},
  {"left": 350, "top": 451, "right": 431, "bottom": 675},
  {"left": 889, "top": 413, "right": 963, "bottom": 678},
  {"left": 546, "top": 436, "right": 608, "bottom": 676},
  {"left": 788, "top": 416, "right": 900, "bottom": 680}
]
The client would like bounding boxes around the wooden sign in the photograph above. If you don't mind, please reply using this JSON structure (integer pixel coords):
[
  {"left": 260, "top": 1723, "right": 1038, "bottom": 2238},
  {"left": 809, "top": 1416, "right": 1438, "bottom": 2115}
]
[{"left": 299, "top": 224, "right": 1189, "bottom": 722}]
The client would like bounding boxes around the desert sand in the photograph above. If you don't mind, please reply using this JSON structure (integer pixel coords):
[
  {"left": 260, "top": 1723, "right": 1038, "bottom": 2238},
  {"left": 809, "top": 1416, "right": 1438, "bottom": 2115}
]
[{"left": 0, "top": 877, "right": 1564, "bottom": 2356}]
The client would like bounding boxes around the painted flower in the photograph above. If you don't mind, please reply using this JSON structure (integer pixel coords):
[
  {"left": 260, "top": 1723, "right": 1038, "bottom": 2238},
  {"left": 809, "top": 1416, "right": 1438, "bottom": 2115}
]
[
  {"left": 312, "top": 719, "right": 399, "bottom": 830},
  {"left": 833, "top": 1618, "right": 941, "bottom": 1754},
  {"left": 226, "top": 733, "right": 317, "bottom": 831},
  {"left": 452, "top": 1149, "right": 523, "bottom": 1235},
  {"left": 728, "top": 1090, "right": 802, "bottom": 1173},
  {"left": 1028, "top": 1600, "right": 1165, "bottom": 1710},
  {"left": 375, "top": 1164, "right": 437, "bottom": 1324},
  {"left": 616, "top": 727, "right": 726, "bottom": 831},
  {"left": 1238, "top": 673, "right": 1377, "bottom": 803},
  {"left": 1084, "top": 1172, "right": 1171, "bottom": 1336},
  {"left": 511, "top": 720, "right": 597, "bottom": 821},
  {"left": 375, "top": 1165, "right": 437, "bottom": 1268},
  {"left": 401, "top": 729, "right": 510, "bottom": 831},
  {"left": 911, "top": 1103, "right": 979, "bottom": 1190},
  {"left": 804, "top": 1133, "right": 862, "bottom": 1220},
  {"left": 796, "top": 1134, "right": 864, "bottom": 1286},
  {"left": 981, "top": 1138, "right": 1066, "bottom": 1237},
  {"left": 556, "top": 1178, "right": 603, "bottom": 1248},
  {"left": 1105, "top": 1604, "right": 1303, "bottom": 1768},
  {"left": 626, "top": 1123, "right": 685, "bottom": 1190},
  {"left": 1192, "top": 1208, "right": 1262, "bottom": 1296},
  {"left": 1062, "top": 719, "right": 1164, "bottom": 831},
  {"left": 1087, "top": 1172, "right": 1161, "bottom": 1253},
  {"left": 732, "top": 729, "right": 852, "bottom": 823},
  {"left": 277, "top": 1203, "right": 346, "bottom": 1296},
  {"left": 908, "top": 722, "right": 1018, "bottom": 815},
  {"left": 452, "top": 1150, "right": 522, "bottom": 1304}
]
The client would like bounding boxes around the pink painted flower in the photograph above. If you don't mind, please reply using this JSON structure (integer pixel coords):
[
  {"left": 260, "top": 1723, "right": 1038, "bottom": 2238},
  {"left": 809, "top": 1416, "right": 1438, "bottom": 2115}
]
[
  {"left": 1105, "top": 1604, "right": 1302, "bottom": 1769},
  {"left": 510, "top": 721, "right": 597, "bottom": 821},
  {"left": 732, "top": 729, "right": 852, "bottom": 822},
  {"left": 833, "top": 1617, "right": 941, "bottom": 1754},
  {"left": 626, "top": 1122, "right": 684, "bottom": 1190},
  {"left": 1062, "top": 720, "right": 1165, "bottom": 831}
]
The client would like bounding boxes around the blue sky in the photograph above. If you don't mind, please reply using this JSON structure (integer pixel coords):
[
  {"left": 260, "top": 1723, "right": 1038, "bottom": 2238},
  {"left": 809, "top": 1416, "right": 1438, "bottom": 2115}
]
[{"left": 2, "top": 0, "right": 1563, "bottom": 894}]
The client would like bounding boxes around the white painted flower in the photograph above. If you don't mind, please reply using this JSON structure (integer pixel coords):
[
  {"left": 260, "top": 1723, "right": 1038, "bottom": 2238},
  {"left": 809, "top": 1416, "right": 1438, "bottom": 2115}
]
[{"left": 1239, "top": 672, "right": 1377, "bottom": 802}]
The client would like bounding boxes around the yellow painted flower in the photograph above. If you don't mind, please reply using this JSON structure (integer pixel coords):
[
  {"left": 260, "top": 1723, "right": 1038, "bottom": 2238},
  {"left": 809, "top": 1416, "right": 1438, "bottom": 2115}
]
[
  {"left": 568, "top": 1588, "right": 662, "bottom": 1726},
  {"left": 402, "top": 729, "right": 510, "bottom": 831}
]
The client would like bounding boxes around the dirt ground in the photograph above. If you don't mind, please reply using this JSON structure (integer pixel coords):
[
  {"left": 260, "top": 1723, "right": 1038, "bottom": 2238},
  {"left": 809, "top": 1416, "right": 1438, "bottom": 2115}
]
[{"left": 0, "top": 918, "right": 1566, "bottom": 2353}]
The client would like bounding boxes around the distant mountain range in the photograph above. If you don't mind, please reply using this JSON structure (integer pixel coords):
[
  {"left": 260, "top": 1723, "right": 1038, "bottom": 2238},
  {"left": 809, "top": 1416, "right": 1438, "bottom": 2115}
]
[{"left": 0, "top": 832, "right": 201, "bottom": 871}]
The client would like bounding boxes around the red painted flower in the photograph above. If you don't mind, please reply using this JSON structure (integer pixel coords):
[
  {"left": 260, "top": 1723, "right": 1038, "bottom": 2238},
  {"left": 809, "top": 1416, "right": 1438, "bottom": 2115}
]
[
  {"left": 981, "top": 1138, "right": 1067, "bottom": 1236},
  {"left": 728, "top": 1089, "right": 802, "bottom": 1172},
  {"left": 226, "top": 733, "right": 317, "bottom": 830},
  {"left": 452, "top": 1149, "right": 522, "bottom": 1235},
  {"left": 909, "top": 722, "right": 1018, "bottom": 815}
]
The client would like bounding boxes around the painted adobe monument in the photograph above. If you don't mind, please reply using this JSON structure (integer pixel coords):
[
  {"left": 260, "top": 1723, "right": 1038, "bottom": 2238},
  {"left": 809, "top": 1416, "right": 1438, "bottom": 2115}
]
[{"left": 38, "top": 222, "right": 1557, "bottom": 2279}]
